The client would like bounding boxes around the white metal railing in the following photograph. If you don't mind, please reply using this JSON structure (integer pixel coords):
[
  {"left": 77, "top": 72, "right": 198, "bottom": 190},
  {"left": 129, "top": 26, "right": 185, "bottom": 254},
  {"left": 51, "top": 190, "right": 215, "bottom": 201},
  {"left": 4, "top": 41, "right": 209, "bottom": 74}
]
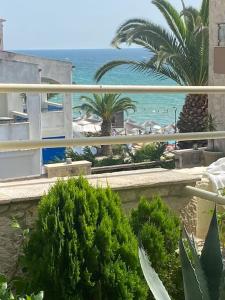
[
  {"left": 185, "top": 186, "right": 225, "bottom": 205},
  {"left": 0, "top": 84, "right": 225, "bottom": 202},
  {"left": 0, "top": 84, "right": 225, "bottom": 150},
  {"left": 0, "top": 83, "right": 224, "bottom": 94},
  {"left": 1, "top": 131, "right": 225, "bottom": 151}
]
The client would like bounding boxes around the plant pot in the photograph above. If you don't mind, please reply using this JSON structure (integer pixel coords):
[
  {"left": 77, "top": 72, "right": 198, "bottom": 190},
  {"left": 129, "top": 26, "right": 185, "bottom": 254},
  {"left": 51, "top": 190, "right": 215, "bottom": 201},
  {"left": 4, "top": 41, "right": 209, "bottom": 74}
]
[{"left": 203, "top": 149, "right": 224, "bottom": 166}]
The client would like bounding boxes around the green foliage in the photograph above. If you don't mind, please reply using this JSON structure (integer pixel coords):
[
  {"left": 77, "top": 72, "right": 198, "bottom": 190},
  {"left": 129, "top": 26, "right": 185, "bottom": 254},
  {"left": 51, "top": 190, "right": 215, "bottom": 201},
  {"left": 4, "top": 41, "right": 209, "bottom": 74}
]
[
  {"left": 160, "top": 159, "right": 175, "bottom": 170},
  {"left": 139, "top": 247, "right": 171, "bottom": 300},
  {"left": 130, "top": 143, "right": 165, "bottom": 163},
  {"left": 217, "top": 210, "right": 225, "bottom": 251},
  {"left": 74, "top": 94, "right": 136, "bottom": 155},
  {"left": 112, "top": 144, "right": 126, "bottom": 156},
  {"left": 95, "top": 0, "right": 208, "bottom": 87},
  {"left": 0, "top": 275, "right": 43, "bottom": 300},
  {"left": 95, "top": 0, "right": 209, "bottom": 135},
  {"left": 66, "top": 147, "right": 126, "bottom": 167},
  {"left": 75, "top": 94, "right": 136, "bottom": 122},
  {"left": 179, "top": 207, "right": 224, "bottom": 300},
  {"left": 139, "top": 206, "right": 225, "bottom": 300},
  {"left": 94, "top": 156, "right": 125, "bottom": 167},
  {"left": 22, "top": 177, "right": 147, "bottom": 300},
  {"left": 66, "top": 147, "right": 96, "bottom": 165},
  {"left": 66, "top": 143, "right": 174, "bottom": 169},
  {"left": 204, "top": 114, "right": 217, "bottom": 151},
  {"left": 209, "top": 204, "right": 225, "bottom": 253},
  {"left": 130, "top": 196, "right": 183, "bottom": 300},
  {"left": 204, "top": 114, "right": 217, "bottom": 132}
]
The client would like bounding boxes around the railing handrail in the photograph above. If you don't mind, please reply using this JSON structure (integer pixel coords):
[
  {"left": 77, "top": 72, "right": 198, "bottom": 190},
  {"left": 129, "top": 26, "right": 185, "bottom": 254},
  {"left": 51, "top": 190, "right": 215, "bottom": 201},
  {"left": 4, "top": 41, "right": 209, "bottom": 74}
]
[
  {"left": 0, "top": 83, "right": 224, "bottom": 94},
  {"left": 0, "top": 84, "right": 224, "bottom": 151},
  {"left": 185, "top": 186, "right": 225, "bottom": 205},
  {"left": 0, "top": 131, "right": 225, "bottom": 151}
]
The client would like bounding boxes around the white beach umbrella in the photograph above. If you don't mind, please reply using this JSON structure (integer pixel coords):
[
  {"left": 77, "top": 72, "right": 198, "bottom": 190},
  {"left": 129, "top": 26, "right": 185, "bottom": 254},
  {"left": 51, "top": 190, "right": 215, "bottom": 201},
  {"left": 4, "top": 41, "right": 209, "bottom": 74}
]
[
  {"left": 73, "top": 120, "right": 101, "bottom": 133},
  {"left": 152, "top": 124, "right": 161, "bottom": 130},
  {"left": 130, "top": 127, "right": 141, "bottom": 134},
  {"left": 86, "top": 115, "right": 102, "bottom": 123},
  {"left": 163, "top": 124, "right": 175, "bottom": 134},
  {"left": 125, "top": 120, "right": 144, "bottom": 131},
  {"left": 142, "top": 120, "right": 159, "bottom": 128}
]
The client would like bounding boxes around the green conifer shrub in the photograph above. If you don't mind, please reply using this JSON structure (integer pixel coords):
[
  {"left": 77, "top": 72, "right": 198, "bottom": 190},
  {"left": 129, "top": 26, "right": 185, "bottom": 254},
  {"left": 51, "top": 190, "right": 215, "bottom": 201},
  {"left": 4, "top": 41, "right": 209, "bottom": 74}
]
[
  {"left": 130, "top": 196, "right": 183, "bottom": 300},
  {"left": 0, "top": 275, "right": 43, "bottom": 300},
  {"left": 22, "top": 177, "right": 147, "bottom": 300}
]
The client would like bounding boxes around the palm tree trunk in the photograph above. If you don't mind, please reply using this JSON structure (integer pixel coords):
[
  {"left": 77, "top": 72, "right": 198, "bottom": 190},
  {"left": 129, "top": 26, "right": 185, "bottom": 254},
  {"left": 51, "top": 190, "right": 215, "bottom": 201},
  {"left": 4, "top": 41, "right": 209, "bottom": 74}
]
[
  {"left": 177, "top": 94, "right": 208, "bottom": 148},
  {"left": 101, "top": 119, "right": 112, "bottom": 156}
]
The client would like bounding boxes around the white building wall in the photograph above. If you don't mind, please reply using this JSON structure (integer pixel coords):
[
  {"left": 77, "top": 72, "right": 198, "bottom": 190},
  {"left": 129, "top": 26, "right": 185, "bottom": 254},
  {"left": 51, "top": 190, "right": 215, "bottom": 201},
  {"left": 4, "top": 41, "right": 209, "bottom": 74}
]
[
  {"left": 7, "top": 93, "right": 24, "bottom": 116},
  {"left": 0, "top": 150, "right": 41, "bottom": 179},
  {"left": 0, "top": 60, "right": 42, "bottom": 179},
  {"left": 0, "top": 51, "right": 72, "bottom": 84},
  {"left": 0, "top": 122, "right": 29, "bottom": 140},
  {"left": 209, "top": 0, "right": 225, "bottom": 151},
  {"left": 0, "top": 50, "right": 73, "bottom": 179},
  {"left": 41, "top": 111, "right": 64, "bottom": 138},
  {"left": 0, "top": 94, "right": 8, "bottom": 117}
]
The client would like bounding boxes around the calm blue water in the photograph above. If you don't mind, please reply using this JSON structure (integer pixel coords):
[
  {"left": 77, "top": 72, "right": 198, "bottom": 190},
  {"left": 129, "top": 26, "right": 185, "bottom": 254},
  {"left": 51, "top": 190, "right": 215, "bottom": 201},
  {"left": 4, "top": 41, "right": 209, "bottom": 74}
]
[{"left": 16, "top": 48, "right": 185, "bottom": 126}]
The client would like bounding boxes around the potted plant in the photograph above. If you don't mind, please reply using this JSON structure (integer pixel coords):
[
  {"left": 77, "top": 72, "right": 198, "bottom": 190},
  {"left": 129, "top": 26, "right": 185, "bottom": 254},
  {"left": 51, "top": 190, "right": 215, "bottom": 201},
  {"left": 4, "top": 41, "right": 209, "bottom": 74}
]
[{"left": 203, "top": 114, "right": 224, "bottom": 166}]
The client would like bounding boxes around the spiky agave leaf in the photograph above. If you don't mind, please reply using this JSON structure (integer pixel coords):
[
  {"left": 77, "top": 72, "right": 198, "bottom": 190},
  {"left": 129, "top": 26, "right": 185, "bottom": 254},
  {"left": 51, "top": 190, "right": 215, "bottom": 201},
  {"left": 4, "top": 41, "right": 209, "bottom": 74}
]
[
  {"left": 179, "top": 238, "right": 203, "bottom": 300},
  {"left": 138, "top": 246, "right": 171, "bottom": 300},
  {"left": 183, "top": 228, "right": 210, "bottom": 300},
  {"left": 219, "top": 270, "right": 225, "bottom": 300},
  {"left": 200, "top": 206, "right": 223, "bottom": 300}
]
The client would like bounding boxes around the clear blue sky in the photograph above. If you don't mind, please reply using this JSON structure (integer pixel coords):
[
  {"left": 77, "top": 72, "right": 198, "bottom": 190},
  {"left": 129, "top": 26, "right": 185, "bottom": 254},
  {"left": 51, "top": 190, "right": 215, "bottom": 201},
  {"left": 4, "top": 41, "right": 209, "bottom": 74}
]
[{"left": 2, "top": 0, "right": 202, "bottom": 50}]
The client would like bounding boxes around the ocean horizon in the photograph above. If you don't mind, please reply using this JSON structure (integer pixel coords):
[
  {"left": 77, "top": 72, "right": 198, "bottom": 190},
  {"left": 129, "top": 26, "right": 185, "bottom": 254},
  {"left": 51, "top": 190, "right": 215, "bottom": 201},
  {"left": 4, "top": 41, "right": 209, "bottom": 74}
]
[{"left": 15, "top": 48, "right": 185, "bottom": 126}]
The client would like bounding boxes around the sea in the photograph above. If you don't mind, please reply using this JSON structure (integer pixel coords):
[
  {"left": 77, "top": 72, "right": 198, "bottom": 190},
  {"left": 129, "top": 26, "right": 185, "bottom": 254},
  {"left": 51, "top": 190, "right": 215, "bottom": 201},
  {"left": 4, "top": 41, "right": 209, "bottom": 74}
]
[{"left": 16, "top": 48, "right": 185, "bottom": 126}]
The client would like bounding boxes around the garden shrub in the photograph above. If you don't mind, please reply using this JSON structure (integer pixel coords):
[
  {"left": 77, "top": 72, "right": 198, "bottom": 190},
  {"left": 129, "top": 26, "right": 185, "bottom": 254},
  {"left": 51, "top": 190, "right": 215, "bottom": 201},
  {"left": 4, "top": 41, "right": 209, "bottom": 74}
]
[
  {"left": 66, "top": 146, "right": 96, "bottom": 165},
  {"left": 22, "top": 177, "right": 147, "bottom": 300},
  {"left": 131, "top": 143, "right": 165, "bottom": 163},
  {"left": 130, "top": 196, "right": 183, "bottom": 300},
  {"left": 94, "top": 156, "right": 125, "bottom": 167},
  {"left": 66, "top": 147, "right": 127, "bottom": 167},
  {"left": 0, "top": 275, "right": 43, "bottom": 300}
]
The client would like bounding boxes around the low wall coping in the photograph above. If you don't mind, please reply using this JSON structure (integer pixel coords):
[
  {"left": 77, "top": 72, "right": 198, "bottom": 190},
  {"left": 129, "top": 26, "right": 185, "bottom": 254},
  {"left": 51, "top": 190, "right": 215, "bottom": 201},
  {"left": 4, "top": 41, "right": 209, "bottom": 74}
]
[
  {"left": 45, "top": 160, "right": 92, "bottom": 178},
  {"left": 45, "top": 160, "right": 91, "bottom": 169},
  {"left": 0, "top": 168, "right": 202, "bottom": 205}
]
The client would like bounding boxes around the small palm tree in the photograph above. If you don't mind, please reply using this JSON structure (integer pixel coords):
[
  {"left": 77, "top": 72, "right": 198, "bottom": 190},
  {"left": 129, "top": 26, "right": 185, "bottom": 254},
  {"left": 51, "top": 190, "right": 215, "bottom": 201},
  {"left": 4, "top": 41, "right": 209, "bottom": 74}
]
[
  {"left": 76, "top": 94, "right": 136, "bottom": 155},
  {"left": 95, "top": 0, "right": 209, "bottom": 144}
]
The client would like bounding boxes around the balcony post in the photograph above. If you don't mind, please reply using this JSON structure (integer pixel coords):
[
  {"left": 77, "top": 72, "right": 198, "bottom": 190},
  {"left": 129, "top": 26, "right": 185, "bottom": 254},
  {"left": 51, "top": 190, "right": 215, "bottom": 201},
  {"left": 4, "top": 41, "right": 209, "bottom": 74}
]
[
  {"left": 26, "top": 93, "right": 42, "bottom": 174},
  {"left": 63, "top": 93, "right": 73, "bottom": 139}
]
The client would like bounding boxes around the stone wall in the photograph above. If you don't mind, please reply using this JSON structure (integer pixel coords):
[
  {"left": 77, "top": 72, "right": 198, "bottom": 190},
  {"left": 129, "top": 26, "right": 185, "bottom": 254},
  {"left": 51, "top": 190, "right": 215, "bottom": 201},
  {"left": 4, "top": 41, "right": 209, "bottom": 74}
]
[{"left": 0, "top": 199, "right": 38, "bottom": 278}]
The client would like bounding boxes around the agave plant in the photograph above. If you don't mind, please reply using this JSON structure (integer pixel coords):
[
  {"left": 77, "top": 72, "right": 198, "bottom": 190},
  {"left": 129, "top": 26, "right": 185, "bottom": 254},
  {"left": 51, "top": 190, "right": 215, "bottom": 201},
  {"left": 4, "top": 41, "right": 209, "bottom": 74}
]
[{"left": 139, "top": 207, "right": 225, "bottom": 300}]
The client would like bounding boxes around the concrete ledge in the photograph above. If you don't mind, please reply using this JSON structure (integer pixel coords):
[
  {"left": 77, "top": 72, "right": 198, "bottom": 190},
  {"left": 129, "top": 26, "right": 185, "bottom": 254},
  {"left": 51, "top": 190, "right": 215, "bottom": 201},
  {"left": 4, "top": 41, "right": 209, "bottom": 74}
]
[
  {"left": 45, "top": 160, "right": 91, "bottom": 178},
  {"left": 174, "top": 148, "right": 206, "bottom": 169},
  {"left": 0, "top": 168, "right": 201, "bottom": 204}
]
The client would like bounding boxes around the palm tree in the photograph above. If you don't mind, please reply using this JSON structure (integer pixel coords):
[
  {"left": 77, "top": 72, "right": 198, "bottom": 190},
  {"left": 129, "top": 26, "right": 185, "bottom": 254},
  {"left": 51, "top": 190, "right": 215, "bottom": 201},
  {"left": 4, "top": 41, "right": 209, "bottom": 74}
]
[
  {"left": 95, "top": 0, "right": 209, "bottom": 146},
  {"left": 76, "top": 94, "right": 136, "bottom": 155}
]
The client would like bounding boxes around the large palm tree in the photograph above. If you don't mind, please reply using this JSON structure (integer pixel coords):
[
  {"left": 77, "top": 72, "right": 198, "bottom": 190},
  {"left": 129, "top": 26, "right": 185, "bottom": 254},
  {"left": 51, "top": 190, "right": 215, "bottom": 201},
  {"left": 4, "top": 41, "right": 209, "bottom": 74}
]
[
  {"left": 76, "top": 94, "right": 136, "bottom": 155},
  {"left": 95, "top": 0, "right": 209, "bottom": 146}
]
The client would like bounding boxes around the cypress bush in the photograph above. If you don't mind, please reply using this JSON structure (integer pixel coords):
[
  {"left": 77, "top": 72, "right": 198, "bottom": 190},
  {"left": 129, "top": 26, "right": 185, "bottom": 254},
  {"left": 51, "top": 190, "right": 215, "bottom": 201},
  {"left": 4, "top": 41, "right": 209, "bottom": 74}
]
[
  {"left": 22, "top": 177, "right": 147, "bottom": 300},
  {"left": 130, "top": 196, "right": 184, "bottom": 300}
]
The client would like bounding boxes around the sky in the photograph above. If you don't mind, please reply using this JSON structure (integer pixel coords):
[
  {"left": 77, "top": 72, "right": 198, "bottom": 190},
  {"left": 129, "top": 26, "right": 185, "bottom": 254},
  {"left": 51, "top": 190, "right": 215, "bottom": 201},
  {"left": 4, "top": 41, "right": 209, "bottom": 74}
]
[{"left": 1, "top": 0, "right": 202, "bottom": 50}]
